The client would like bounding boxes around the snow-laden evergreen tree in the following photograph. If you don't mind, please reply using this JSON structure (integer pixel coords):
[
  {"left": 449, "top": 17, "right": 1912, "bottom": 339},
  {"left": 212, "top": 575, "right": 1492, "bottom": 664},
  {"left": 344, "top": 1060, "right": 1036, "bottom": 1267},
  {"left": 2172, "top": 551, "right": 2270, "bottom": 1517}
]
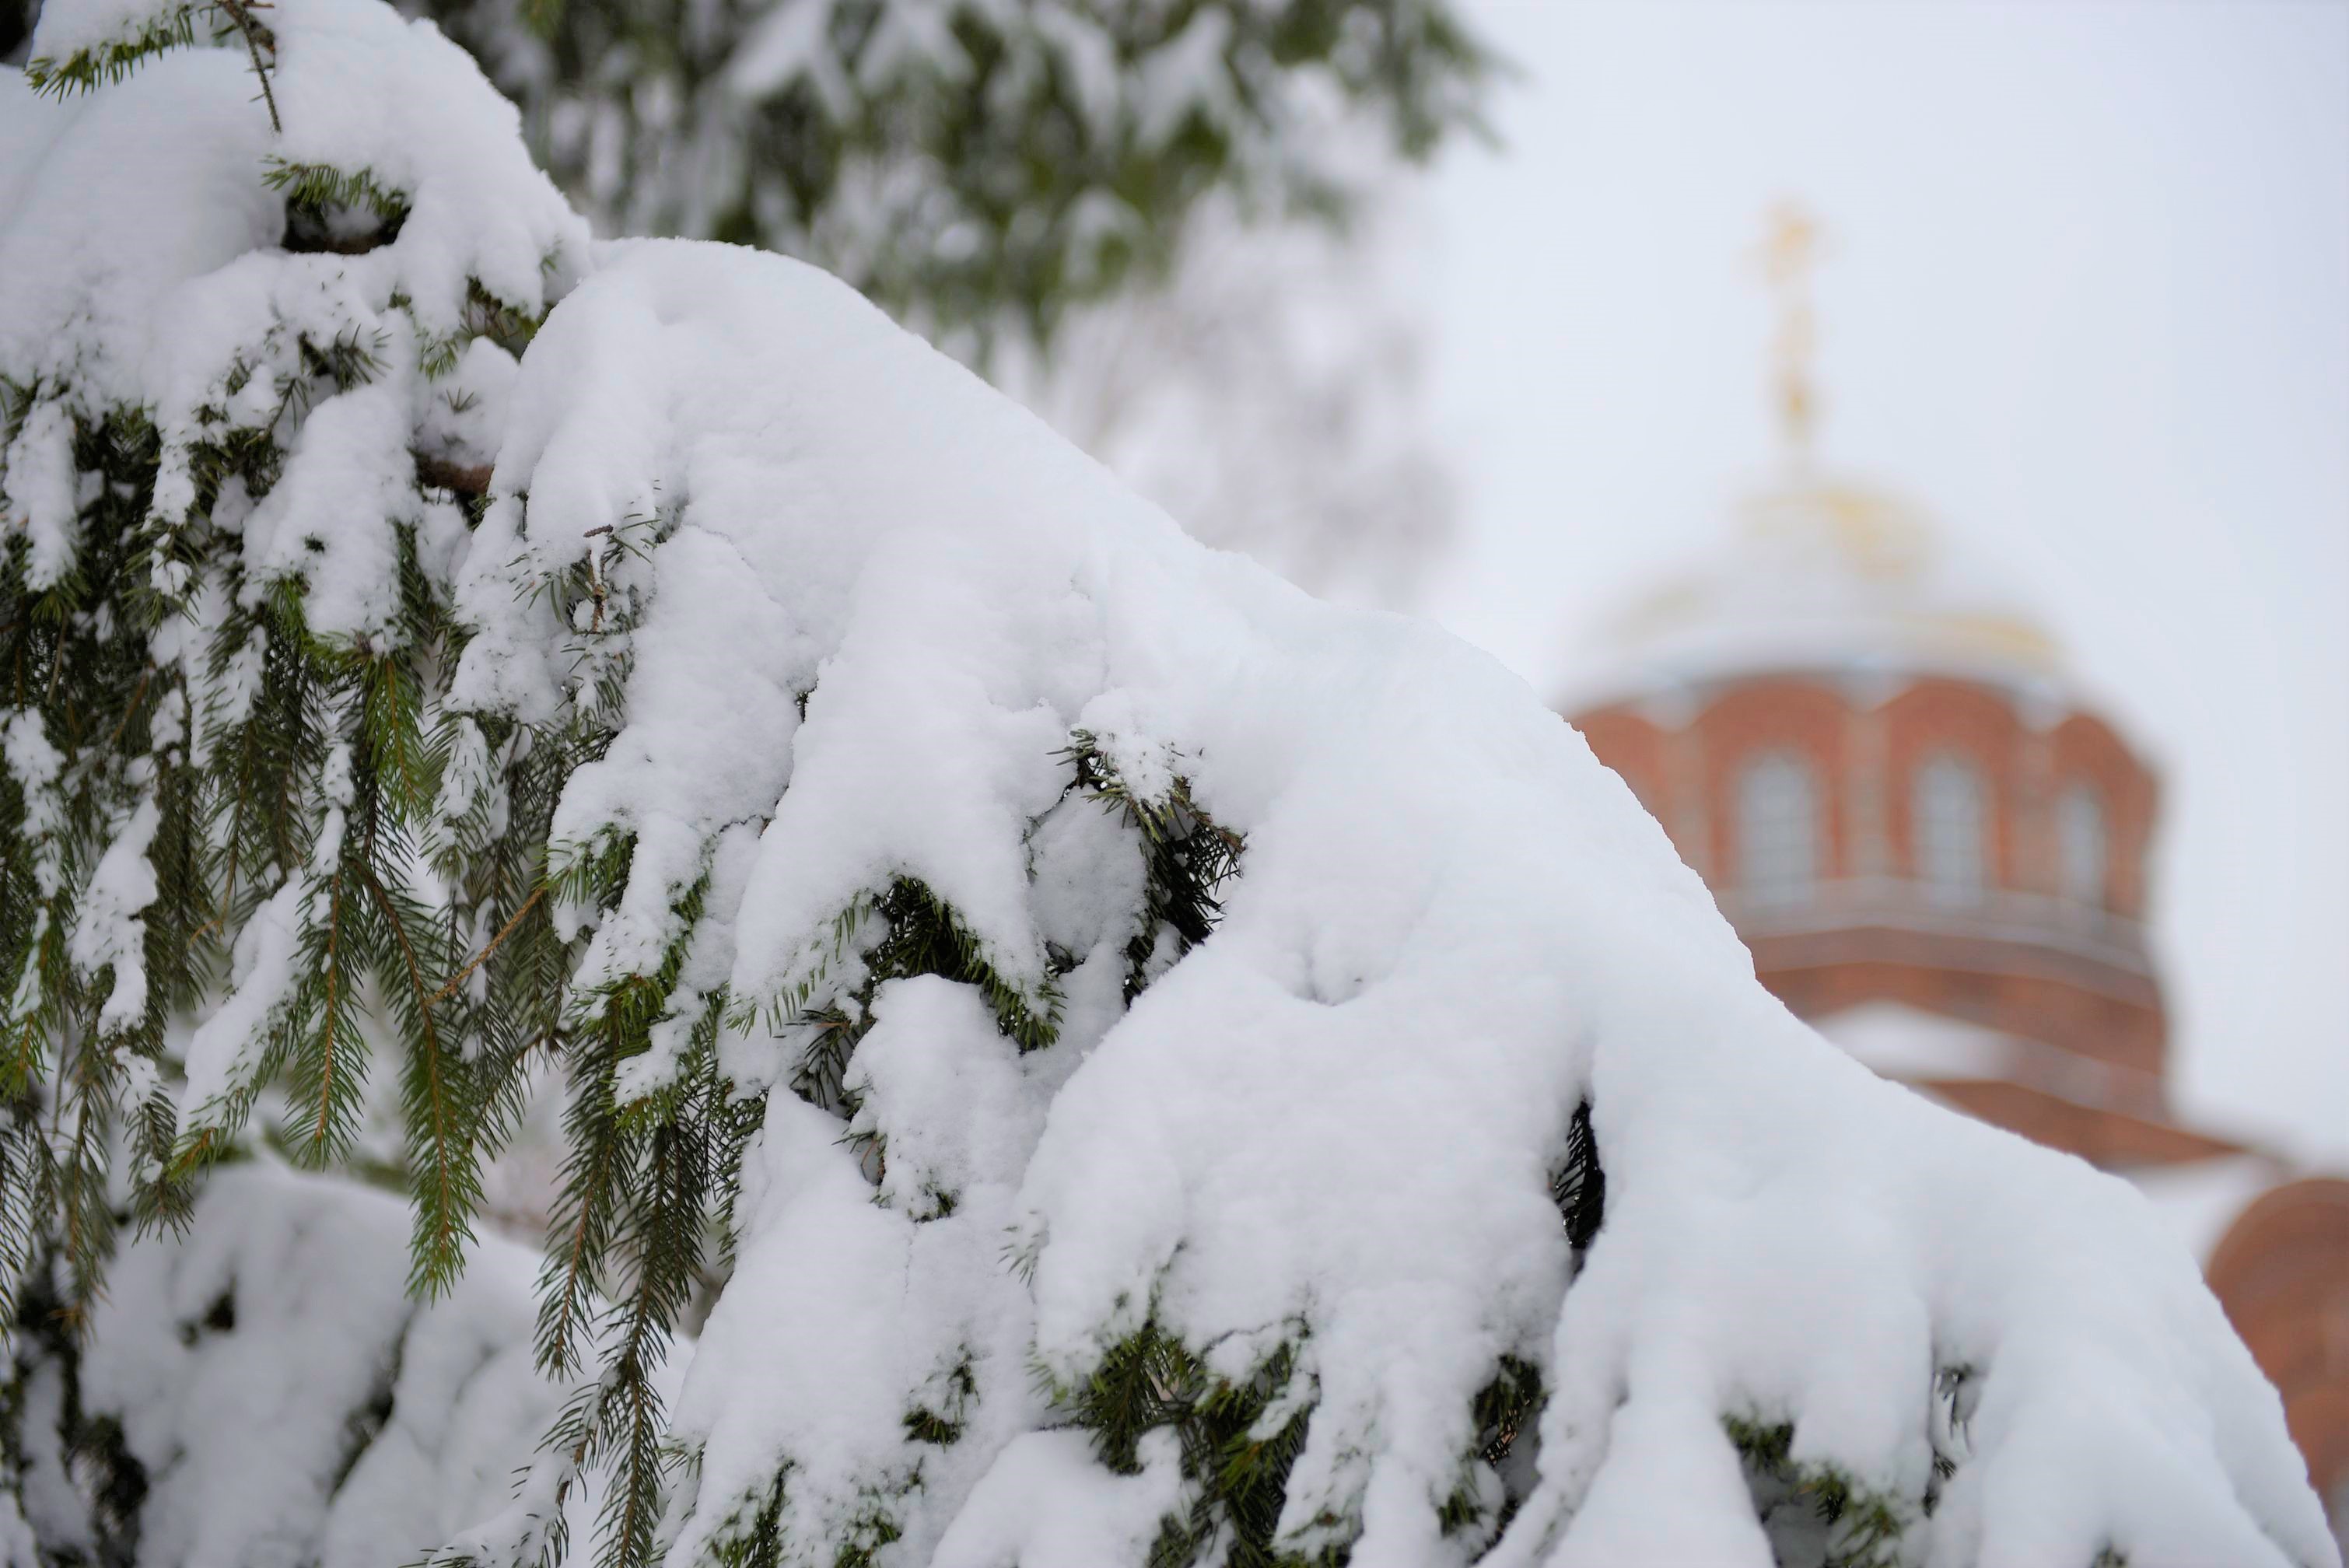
[
  {"left": 404, "top": 0, "right": 1487, "bottom": 355},
  {"left": 0, "top": 5, "right": 2342, "bottom": 1568},
  {"left": 1002, "top": 189, "right": 1457, "bottom": 607},
  {"left": 403, "top": 0, "right": 1479, "bottom": 603}
]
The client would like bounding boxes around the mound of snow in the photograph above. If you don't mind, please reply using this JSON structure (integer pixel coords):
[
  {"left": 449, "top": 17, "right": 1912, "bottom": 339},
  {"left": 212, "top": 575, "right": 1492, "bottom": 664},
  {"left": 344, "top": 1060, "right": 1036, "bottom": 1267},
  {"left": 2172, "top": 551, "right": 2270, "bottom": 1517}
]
[
  {"left": 457, "top": 240, "right": 2337, "bottom": 1568},
  {"left": 22, "top": 1164, "right": 619, "bottom": 1568},
  {"left": 2, "top": 1, "right": 2335, "bottom": 1554}
]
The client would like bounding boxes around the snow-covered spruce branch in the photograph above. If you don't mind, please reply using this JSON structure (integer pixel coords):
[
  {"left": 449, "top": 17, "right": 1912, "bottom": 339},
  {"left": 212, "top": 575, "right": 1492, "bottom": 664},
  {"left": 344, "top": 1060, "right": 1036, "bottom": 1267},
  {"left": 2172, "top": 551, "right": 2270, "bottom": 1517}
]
[
  {"left": 0, "top": 2, "right": 2340, "bottom": 1566},
  {"left": 404, "top": 0, "right": 1492, "bottom": 360}
]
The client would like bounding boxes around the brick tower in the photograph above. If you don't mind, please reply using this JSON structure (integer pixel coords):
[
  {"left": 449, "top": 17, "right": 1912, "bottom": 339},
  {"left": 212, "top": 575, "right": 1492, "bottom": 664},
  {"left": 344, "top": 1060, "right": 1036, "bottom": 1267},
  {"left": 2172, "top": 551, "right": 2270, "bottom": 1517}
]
[
  {"left": 1562, "top": 206, "right": 2348, "bottom": 1537},
  {"left": 1568, "top": 480, "right": 2208, "bottom": 1165}
]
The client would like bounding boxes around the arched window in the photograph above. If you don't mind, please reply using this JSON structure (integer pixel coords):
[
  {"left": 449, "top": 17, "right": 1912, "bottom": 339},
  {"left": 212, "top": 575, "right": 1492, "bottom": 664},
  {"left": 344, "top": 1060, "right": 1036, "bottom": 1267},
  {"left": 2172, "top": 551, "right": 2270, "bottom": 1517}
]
[
  {"left": 2058, "top": 784, "right": 2107, "bottom": 908},
  {"left": 1737, "top": 751, "right": 1819, "bottom": 906},
  {"left": 1913, "top": 752, "right": 1989, "bottom": 901}
]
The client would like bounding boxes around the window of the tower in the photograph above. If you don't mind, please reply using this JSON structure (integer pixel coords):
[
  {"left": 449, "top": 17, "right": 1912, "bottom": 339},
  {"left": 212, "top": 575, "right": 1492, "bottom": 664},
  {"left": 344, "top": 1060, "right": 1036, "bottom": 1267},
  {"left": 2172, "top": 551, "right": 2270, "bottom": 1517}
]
[
  {"left": 2058, "top": 783, "right": 2107, "bottom": 908},
  {"left": 1737, "top": 750, "right": 1819, "bottom": 905},
  {"left": 1914, "top": 752, "right": 1990, "bottom": 901}
]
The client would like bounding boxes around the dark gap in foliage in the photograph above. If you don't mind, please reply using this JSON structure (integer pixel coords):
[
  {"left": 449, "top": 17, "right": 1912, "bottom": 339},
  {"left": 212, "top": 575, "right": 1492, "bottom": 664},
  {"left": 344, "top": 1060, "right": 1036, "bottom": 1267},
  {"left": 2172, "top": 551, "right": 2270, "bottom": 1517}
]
[
  {"left": 8, "top": 1272, "right": 151, "bottom": 1560},
  {"left": 1, "top": 0, "right": 38, "bottom": 66},
  {"left": 329, "top": 1311, "right": 411, "bottom": 1493},
  {"left": 1062, "top": 1324, "right": 1322, "bottom": 1568},
  {"left": 1059, "top": 730, "right": 1245, "bottom": 1003},
  {"left": 1923, "top": 1362, "right": 1976, "bottom": 1517},
  {"left": 791, "top": 871, "right": 1063, "bottom": 1179},
  {"left": 1725, "top": 1413, "right": 1908, "bottom": 1568},
  {"left": 1550, "top": 1097, "right": 1605, "bottom": 1257},
  {"left": 273, "top": 162, "right": 411, "bottom": 256},
  {"left": 1442, "top": 1354, "right": 1544, "bottom": 1542}
]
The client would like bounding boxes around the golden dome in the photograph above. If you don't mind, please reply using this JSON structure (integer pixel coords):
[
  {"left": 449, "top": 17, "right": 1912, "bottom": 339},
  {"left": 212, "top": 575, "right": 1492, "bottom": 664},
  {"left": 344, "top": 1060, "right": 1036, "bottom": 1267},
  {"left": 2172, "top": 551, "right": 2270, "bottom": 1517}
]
[
  {"left": 1589, "top": 205, "right": 2064, "bottom": 698},
  {"left": 1605, "top": 474, "right": 2065, "bottom": 688}
]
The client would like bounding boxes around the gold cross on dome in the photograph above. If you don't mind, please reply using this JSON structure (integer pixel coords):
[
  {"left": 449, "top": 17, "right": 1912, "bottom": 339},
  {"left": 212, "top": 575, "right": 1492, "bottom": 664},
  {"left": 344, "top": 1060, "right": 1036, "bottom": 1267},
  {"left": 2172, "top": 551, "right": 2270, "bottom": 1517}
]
[{"left": 1756, "top": 200, "right": 1825, "bottom": 467}]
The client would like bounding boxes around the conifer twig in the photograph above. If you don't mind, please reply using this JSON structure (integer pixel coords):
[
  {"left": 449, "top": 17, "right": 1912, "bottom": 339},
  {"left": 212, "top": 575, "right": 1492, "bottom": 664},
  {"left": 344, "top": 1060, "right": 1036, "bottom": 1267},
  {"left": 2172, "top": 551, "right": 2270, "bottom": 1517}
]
[
  {"left": 213, "top": 0, "right": 281, "bottom": 132},
  {"left": 542, "top": 1104, "right": 620, "bottom": 1376},
  {"left": 310, "top": 880, "right": 345, "bottom": 1155},
  {"left": 362, "top": 863, "right": 471, "bottom": 1286},
  {"left": 104, "top": 663, "right": 156, "bottom": 752},
  {"left": 428, "top": 885, "right": 544, "bottom": 1007}
]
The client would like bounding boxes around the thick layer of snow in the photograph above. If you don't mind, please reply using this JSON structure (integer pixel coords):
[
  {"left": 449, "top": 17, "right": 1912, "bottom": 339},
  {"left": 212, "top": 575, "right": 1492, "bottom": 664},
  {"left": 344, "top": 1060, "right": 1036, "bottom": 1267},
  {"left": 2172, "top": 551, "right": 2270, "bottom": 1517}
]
[
  {"left": 2, "top": 5, "right": 2338, "bottom": 1561},
  {"left": 68, "top": 1164, "right": 601, "bottom": 1568},
  {"left": 4, "top": 0, "right": 584, "bottom": 646},
  {"left": 931, "top": 1430, "right": 1185, "bottom": 1568},
  {"left": 67, "top": 796, "right": 161, "bottom": 1031},
  {"left": 455, "top": 240, "right": 2337, "bottom": 1567}
]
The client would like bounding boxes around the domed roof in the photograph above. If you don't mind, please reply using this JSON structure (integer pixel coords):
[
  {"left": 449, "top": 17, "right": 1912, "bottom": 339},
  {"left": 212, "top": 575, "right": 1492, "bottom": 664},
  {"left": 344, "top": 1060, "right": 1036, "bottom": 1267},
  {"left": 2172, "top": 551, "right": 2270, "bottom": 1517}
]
[
  {"left": 1570, "top": 204, "right": 2071, "bottom": 714},
  {"left": 1576, "top": 472, "right": 2066, "bottom": 707}
]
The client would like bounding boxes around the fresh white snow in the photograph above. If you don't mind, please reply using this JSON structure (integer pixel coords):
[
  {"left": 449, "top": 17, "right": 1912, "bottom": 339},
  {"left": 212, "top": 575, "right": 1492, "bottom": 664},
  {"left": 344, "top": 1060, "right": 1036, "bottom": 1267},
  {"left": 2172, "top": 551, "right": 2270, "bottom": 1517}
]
[
  {"left": 463, "top": 238, "right": 2338, "bottom": 1568},
  {"left": 78, "top": 1163, "right": 600, "bottom": 1568},
  {"left": 0, "top": 1, "right": 2339, "bottom": 1563}
]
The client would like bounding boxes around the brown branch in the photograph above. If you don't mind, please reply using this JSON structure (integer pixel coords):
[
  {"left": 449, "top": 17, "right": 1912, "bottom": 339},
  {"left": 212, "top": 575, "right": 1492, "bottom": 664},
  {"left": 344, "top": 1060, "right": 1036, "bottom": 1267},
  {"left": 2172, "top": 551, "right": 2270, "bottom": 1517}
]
[
  {"left": 413, "top": 450, "right": 494, "bottom": 498},
  {"left": 215, "top": 0, "right": 276, "bottom": 49},
  {"left": 362, "top": 867, "right": 441, "bottom": 1054},
  {"left": 427, "top": 884, "right": 544, "bottom": 1008},
  {"left": 1, "top": 1016, "right": 40, "bottom": 1097},
  {"left": 310, "top": 880, "right": 343, "bottom": 1156},
  {"left": 203, "top": 761, "right": 254, "bottom": 947},
  {"left": 166, "top": 1125, "right": 218, "bottom": 1183},
  {"left": 104, "top": 663, "right": 156, "bottom": 753},
  {"left": 214, "top": 0, "right": 281, "bottom": 132}
]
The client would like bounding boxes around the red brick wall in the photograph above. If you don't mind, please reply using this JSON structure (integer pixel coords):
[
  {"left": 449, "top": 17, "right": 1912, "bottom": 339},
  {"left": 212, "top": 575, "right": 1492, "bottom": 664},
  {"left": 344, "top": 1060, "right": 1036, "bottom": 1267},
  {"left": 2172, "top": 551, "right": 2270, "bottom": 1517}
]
[
  {"left": 1917, "top": 1080, "right": 2244, "bottom": 1165},
  {"left": 2208, "top": 1180, "right": 2349, "bottom": 1508},
  {"left": 1568, "top": 668, "right": 2165, "bottom": 1080},
  {"left": 1572, "top": 673, "right": 2347, "bottom": 1514},
  {"left": 2048, "top": 712, "right": 2158, "bottom": 919},
  {"left": 1572, "top": 672, "right": 2155, "bottom": 912},
  {"left": 1879, "top": 679, "right": 2025, "bottom": 887},
  {"left": 1691, "top": 677, "right": 1853, "bottom": 884}
]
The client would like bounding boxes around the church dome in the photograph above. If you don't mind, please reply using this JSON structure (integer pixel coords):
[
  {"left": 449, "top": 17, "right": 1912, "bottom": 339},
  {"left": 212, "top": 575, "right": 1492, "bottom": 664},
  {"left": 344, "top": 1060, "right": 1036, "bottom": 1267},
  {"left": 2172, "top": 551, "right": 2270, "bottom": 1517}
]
[
  {"left": 1591, "top": 474, "right": 2066, "bottom": 705},
  {"left": 1563, "top": 205, "right": 2169, "bottom": 1132},
  {"left": 1570, "top": 200, "right": 2067, "bottom": 712}
]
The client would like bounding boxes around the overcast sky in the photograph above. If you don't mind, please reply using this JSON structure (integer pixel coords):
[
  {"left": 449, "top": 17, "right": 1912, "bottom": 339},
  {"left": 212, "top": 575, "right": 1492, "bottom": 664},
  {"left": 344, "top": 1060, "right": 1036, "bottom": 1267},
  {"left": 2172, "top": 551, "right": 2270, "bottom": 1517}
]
[{"left": 1416, "top": 0, "right": 2349, "bottom": 1162}]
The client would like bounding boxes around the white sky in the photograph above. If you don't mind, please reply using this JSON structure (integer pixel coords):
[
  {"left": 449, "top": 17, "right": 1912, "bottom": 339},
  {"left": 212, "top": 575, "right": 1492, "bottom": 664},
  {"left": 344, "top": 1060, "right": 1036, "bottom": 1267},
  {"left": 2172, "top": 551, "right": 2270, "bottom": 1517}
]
[{"left": 1417, "top": 0, "right": 2349, "bottom": 1163}]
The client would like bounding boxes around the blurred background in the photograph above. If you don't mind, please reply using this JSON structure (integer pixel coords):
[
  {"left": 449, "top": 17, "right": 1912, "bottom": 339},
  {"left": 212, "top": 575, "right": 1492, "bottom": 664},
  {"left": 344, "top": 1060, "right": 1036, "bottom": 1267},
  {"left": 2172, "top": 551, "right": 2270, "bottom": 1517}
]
[
  {"left": 5, "top": 0, "right": 2344, "bottom": 1539},
  {"left": 1424, "top": 0, "right": 2349, "bottom": 1173},
  {"left": 1427, "top": 9, "right": 2349, "bottom": 1536}
]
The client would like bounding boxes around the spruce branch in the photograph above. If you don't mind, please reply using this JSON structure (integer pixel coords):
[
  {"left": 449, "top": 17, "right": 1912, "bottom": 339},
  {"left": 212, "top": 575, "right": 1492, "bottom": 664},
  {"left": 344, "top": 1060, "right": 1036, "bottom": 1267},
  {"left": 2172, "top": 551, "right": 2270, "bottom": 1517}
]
[
  {"left": 21, "top": 5, "right": 198, "bottom": 96},
  {"left": 429, "top": 884, "right": 544, "bottom": 1008},
  {"left": 1724, "top": 1412, "right": 1913, "bottom": 1568},
  {"left": 361, "top": 859, "right": 480, "bottom": 1296},
  {"left": 1061, "top": 730, "right": 1245, "bottom": 1001},
  {"left": 312, "top": 882, "right": 346, "bottom": 1154},
  {"left": 214, "top": 0, "right": 282, "bottom": 132},
  {"left": 267, "top": 160, "right": 415, "bottom": 254},
  {"left": 103, "top": 663, "right": 156, "bottom": 753},
  {"left": 537, "top": 1034, "right": 631, "bottom": 1382},
  {"left": 283, "top": 873, "right": 367, "bottom": 1167}
]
